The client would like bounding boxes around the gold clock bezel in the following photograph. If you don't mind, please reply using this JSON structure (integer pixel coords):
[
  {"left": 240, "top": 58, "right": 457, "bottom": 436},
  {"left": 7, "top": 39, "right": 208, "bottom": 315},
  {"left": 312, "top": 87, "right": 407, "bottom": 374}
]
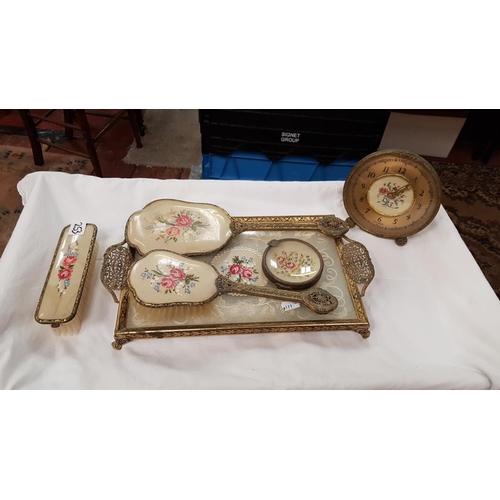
[{"left": 343, "top": 149, "right": 442, "bottom": 242}]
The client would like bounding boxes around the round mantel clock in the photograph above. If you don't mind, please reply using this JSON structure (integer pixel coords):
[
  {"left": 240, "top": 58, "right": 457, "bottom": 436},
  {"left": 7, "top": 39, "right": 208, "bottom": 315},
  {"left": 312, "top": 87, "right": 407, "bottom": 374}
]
[{"left": 343, "top": 149, "right": 442, "bottom": 246}]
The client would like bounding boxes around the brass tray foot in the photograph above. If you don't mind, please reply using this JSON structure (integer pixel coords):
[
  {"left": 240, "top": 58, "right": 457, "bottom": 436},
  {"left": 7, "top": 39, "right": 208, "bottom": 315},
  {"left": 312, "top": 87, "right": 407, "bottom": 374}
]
[
  {"left": 112, "top": 338, "right": 132, "bottom": 350},
  {"left": 112, "top": 340, "right": 123, "bottom": 350},
  {"left": 360, "top": 329, "right": 370, "bottom": 339}
]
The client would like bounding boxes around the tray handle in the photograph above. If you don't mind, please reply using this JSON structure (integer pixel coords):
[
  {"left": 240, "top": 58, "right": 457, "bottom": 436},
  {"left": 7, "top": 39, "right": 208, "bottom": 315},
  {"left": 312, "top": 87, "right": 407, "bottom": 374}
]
[
  {"left": 100, "top": 240, "right": 134, "bottom": 303},
  {"left": 338, "top": 236, "right": 375, "bottom": 297}
]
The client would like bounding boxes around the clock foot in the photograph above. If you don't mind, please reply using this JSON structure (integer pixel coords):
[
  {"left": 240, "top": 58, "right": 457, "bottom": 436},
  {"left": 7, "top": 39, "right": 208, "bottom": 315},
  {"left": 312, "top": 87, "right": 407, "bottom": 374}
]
[{"left": 395, "top": 237, "right": 408, "bottom": 246}]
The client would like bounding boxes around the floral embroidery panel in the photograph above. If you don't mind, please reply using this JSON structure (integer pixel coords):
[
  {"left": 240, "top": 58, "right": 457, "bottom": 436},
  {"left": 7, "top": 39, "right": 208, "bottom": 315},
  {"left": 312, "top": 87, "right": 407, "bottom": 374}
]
[
  {"left": 376, "top": 181, "right": 408, "bottom": 209},
  {"left": 57, "top": 242, "right": 79, "bottom": 298},
  {"left": 273, "top": 250, "right": 314, "bottom": 280},
  {"left": 140, "top": 260, "right": 200, "bottom": 295},
  {"left": 218, "top": 255, "right": 260, "bottom": 284},
  {"left": 145, "top": 209, "right": 209, "bottom": 243}
]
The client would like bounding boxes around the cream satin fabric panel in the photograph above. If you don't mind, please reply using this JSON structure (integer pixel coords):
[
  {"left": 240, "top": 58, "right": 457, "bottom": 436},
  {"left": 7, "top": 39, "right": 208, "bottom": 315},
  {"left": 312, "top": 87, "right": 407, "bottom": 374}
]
[{"left": 0, "top": 171, "right": 499, "bottom": 389}]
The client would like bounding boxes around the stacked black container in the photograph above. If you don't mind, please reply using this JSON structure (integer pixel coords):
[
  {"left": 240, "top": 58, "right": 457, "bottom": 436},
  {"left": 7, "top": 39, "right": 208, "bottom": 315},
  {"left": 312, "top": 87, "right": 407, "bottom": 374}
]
[{"left": 199, "top": 109, "right": 391, "bottom": 165}]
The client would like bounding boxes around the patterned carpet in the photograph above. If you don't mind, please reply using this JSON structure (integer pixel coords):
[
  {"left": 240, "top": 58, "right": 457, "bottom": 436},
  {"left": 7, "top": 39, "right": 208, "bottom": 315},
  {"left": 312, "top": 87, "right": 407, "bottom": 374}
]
[
  {"left": 0, "top": 146, "right": 92, "bottom": 256},
  {"left": 431, "top": 161, "right": 500, "bottom": 297},
  {"left": 1, "top": 147, "right": 499, "bottom": 298}
]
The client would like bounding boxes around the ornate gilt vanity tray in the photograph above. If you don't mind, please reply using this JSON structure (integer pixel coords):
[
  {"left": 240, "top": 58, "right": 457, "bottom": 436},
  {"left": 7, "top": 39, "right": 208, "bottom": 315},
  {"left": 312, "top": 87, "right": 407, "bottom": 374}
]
[{"left": 101, "top": 201, "right": 375, "bottom": 350}]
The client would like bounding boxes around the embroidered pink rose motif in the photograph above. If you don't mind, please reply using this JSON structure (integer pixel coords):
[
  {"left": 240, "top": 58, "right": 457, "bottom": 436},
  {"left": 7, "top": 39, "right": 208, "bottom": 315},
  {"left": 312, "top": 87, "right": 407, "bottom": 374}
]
[
  {"left": 272, "top": 250, "right": 314, "bottom": 279},
  {"left": 376, "top": 181, "right": 407, "bottom": 209},
  {"left": 166, "top": 226, "right": 182, "bottom": 237},
  {"left": 63, "top": 255, "right": 78, "bottom": 267},
  {"left": 58, "top": 268, "right": 73, "bottom": 280},
  {"left": 57, "top": 244, "right": 79, "bottom": 298},
  {"left": 230, "top": 264, "right": 243, "bottom": 275},
  {"left": 147, "top": 210, "right": 209, "bottom": 243},
  {"left": 242, "top": 268, "right": 253, "bottom": 279},
  {"left": 170, "top": 268, "right": 186, "bottom": 280},
  {"left": 220, "top": 255, "right": 260, "bottom": 284},
  {"left": 141, "top": 263, "right": 200, "bottom": 294},
  {"left": 161, "top": 277, "right": 177, "bottom": 290},
  {"left": 175, "top": 215, "right": 193, "bottom": 227}
]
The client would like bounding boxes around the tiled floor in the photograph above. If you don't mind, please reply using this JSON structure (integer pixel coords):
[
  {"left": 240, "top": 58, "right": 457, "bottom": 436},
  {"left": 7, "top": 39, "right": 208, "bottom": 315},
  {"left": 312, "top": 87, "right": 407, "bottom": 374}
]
[{"left": 0, "top": 110, "right": 192, "bottom": 179}]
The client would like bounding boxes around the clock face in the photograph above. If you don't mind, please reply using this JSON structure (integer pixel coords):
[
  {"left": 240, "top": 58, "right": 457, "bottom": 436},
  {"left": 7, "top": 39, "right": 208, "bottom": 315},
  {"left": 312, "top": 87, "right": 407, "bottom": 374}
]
[{"left": 343, "top": 150, "right": 442, "bottom": 241}]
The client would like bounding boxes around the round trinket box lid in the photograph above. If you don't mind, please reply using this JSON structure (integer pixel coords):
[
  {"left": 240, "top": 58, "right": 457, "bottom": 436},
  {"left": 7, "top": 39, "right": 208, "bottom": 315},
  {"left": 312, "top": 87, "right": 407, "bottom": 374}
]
[{"left": 262, "top": 238, "right": 324, "bottom": 290}]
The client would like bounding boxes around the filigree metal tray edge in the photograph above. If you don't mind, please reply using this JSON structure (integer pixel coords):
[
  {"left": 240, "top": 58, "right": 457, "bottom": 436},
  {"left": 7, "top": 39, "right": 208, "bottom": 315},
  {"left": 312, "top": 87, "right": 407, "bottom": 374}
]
[{"left": 111, "top": 223, "right": 371, "bottom": 350}]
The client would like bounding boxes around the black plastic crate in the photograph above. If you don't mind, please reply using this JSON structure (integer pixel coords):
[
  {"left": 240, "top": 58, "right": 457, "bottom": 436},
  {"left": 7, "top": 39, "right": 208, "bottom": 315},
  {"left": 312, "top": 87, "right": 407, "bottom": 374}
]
[{"left": 199, "top": 109, "right": 390, "bottom": 164}]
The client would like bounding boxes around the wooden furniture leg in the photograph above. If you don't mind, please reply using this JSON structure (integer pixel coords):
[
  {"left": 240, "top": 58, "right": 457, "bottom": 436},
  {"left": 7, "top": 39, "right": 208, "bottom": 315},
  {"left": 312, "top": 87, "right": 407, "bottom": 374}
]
[
  {"left": 127, "top": 110, "right": 143, "bottom": 148},
  {"left": 19, "top": 109, "right": 142, "bottom": 178},
  {"left": 135, "top": 109, "right": 146, "bottom": 136},
  {"left": 75, "top": 110, "right": 103, "bottom": 177},
  {"left": 18, "top": 110, "right": 44, "bottom": 166},
  {"left": 63, "top": 110, "right": 74, "bottom": 139}
]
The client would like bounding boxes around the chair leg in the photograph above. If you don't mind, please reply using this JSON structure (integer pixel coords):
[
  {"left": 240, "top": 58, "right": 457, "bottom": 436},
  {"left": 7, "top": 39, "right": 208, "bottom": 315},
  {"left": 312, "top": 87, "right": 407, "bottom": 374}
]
[
  {"left": 135, "top": 109, "right": 146, "bottom": 136},
  {"left": 18, "top": 110, "right": 44, "bottom": 166},
  {"left": 63, "top": 110, "right": 74, "bottom": 139},
  {"left": 75, "top": 110, "right": 103, "bottom": 177},
  {"left": 480, "top": 128, "right": 500, "bottom": 164},
  {"left": 127, "top": 110, "right": 143, "bottom": 148}
]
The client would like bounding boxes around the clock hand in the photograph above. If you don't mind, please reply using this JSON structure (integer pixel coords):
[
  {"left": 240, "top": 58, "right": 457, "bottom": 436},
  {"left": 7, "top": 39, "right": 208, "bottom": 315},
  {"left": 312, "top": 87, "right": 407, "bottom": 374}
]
[{"left": 386, "top": 184, "right": 411, "bottom": 199}]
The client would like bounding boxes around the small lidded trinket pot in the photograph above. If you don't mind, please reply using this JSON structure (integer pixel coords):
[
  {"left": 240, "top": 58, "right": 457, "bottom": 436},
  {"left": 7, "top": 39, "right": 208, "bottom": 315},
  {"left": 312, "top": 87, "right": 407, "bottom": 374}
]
[{"left": 262, "top": 238, "right": 324, "bottom": 290}]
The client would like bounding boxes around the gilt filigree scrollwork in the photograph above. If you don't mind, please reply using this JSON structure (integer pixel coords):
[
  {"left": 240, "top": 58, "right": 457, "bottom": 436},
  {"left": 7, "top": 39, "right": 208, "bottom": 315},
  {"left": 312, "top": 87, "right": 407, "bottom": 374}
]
[
  {"left": 214, "top": 275, "right": 338, "bottom": 315},
  {"left": 352, "top": 326, "right": 371, "bottom": 339},
  {"left": 100, "top": 240, "right": 134, "bottom": 303},
  {"left": 345, "top": 217, "right": 356, "bottom": 229},
  {"left": 111, "top": 214, "right": 372, "bottom": 349},
  {"left": 338, "top": 236, "right": 375, "bottom": 297},
  {"left": 230, "top": 215, "right": 353, "bottom": 237},
  {"left": 317, "top": 216, "right": 351, "bottom": 238},
  {"left": 230, "top": 220, "right": 246, "bottom": 235},
  {"left": 303, "top": 288, "right": 338, "bottom": 314}
]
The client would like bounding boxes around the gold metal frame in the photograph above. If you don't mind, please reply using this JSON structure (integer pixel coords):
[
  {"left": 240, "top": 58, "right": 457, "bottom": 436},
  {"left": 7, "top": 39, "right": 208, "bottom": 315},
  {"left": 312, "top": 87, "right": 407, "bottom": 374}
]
[{"left": 109, "top": 217, "right": 373, "bottom": 350}]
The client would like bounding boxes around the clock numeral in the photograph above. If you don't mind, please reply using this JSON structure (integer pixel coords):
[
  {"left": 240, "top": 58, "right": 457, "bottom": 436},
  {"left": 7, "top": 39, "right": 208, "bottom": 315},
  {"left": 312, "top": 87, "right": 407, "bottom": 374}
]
[
  {"left": 367, "top": 172, "right": 376, "bottom": 178},
  {"left": 383, "top": 167, "right": 389, "bottom": 173},
  {"left": 419, "top": 190, "right": 425, "bottom": 196},
  {"left": 361, "top": 183, "right": 366, "bottom": 189},
  {"left": 393, "top": 218, "right": 398, "bottom": 225},
  {"left": 398, "top": 167, "right": 407, "bottom": 174},
  {"left": 417, "top": 204, "right": 422, "bottom": 210},
  {"left": 365, "top": 208, "right": 370, "bottom": 214},
  {"left": 377, "top": 217, "right": 382, "bottom": 223},
  {"left": 359, "top": 196, "right": 364, "bottom": 202},
  {"left": 406, "top": 215, "right": 412, "bottom": 220}
]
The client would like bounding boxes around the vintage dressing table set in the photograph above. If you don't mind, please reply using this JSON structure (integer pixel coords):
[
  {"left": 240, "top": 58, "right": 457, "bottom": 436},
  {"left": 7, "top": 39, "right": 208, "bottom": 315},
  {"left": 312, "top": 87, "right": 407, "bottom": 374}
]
[{"left": 35, "top": 150, "right": 442, "bottom": 350}]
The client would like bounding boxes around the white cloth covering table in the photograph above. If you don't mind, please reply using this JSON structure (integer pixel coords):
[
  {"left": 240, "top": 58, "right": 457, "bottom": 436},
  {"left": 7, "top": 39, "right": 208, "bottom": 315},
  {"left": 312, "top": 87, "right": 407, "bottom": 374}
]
[{"left": 0, "top": 171, "right": 499, "bottom": 389}]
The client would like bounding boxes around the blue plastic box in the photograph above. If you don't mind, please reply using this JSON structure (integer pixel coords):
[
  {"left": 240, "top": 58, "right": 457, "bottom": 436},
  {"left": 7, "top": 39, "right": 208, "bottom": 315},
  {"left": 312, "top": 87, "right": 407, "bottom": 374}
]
[{"left": 202, "top": 151, "right": 359, "bottom": 181}]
